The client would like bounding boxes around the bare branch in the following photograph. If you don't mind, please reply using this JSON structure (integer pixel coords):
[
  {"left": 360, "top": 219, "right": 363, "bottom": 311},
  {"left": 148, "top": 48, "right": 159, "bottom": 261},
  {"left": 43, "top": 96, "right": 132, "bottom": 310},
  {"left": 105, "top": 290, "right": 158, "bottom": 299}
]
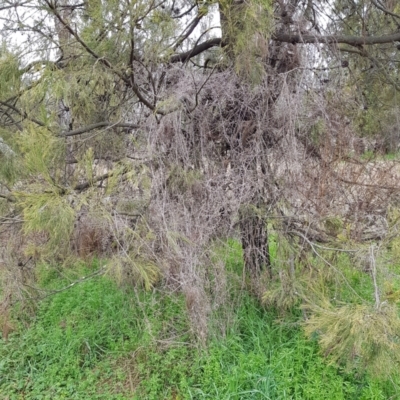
[
  {"left": 369, "top": 245, "right": 381, "bottom": 309},
  {"left": 60, "top": 121, "right": 139, "bottom": 137},
  {"left": 173, "top": 13, "right": 204, "bottom": 51},
  {"left": 169, "top": 28, "right": 400, "bottom": 64},
  {"left": 0, "top": 1, "right": 30, "bottom": 11},
  {"left": 73, "top": 172, "right": 112, "bottom": 192},
  {"left": 274, "top": 31, "right": 400, "bottom": 46},
  {"left": 170, "top": 38, "right": 224, "bottom": 63},
  {"left": 0, "top": 193, "right": 16, "bottom": 203},
  {"left": 18, "top": 266, "right": 107, "bottom": 304},
  {"left": 73, "top": 166, "right": 128, "bottom": 192},
  {"left": 289, "top": 231, "right": 364, "bottom": 301},
  {"left": 0, "top": 100, "right": 45, "bottom": 127},
  {"left": 172, "top": 4, "right": 196, "bottom": 19},
  {"left": 371, "top": 0, "right": 400, "bottom": 20}
]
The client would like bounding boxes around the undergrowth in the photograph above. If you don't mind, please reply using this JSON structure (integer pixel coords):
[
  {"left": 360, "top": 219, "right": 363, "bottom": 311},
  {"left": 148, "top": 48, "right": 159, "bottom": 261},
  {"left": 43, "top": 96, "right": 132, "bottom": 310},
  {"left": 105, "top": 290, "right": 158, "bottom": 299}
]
[{"left": 0, "top": 245, "right": 399, "bottom": 399}]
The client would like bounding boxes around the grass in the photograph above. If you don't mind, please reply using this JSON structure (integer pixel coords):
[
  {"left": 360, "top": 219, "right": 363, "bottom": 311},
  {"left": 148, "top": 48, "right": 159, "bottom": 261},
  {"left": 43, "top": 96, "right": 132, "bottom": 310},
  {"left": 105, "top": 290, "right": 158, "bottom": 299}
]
[
  {"left": 1, "top": 247, "right": 400, "bottom": 399},
  {"left": 361, "top": 149, "right": 400, "bottom": 161}
]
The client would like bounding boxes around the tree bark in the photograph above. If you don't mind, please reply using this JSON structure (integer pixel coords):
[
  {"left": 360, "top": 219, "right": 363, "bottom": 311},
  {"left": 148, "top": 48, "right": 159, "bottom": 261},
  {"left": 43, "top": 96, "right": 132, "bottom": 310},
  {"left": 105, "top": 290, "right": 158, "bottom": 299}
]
[
  {"left": 170, "top": 30, "right": 400, "bottom": 64},
  {"left": 239, "top": 202, "right": 271, "bottom": 278}
]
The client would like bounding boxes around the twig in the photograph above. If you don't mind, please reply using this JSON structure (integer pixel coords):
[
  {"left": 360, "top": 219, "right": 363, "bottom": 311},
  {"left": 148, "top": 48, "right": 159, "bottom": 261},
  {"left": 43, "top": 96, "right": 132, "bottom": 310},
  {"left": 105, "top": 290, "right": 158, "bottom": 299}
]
[
  {"left": 61, "top": 121, "right": 139, "bottom": 137},
  {"left": 18, "top": 266, "right": 107, "bottom": 304},
  {"left": 289, "top": 230, "right": 359, "bottom": 252},
  {"left": 370, "top": 244, "right": 381, "bottom": 309},
  {"left": 288, "top": 231, "right": 364, "bottom": 301}
]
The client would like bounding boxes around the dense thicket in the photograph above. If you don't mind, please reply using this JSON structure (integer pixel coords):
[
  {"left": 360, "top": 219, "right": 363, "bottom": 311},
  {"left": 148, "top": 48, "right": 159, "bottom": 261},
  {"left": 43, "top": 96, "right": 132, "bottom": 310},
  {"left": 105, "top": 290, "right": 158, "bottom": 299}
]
[{"left": 2, "top": 0, "right": 400, "bottom": 377}]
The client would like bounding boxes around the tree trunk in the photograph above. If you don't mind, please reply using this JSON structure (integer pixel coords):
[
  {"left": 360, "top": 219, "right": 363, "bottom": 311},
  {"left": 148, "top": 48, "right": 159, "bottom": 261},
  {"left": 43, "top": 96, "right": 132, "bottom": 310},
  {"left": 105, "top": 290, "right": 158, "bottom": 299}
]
[{"left": 239, "top": 202, "right": 271, "bottom": 279}]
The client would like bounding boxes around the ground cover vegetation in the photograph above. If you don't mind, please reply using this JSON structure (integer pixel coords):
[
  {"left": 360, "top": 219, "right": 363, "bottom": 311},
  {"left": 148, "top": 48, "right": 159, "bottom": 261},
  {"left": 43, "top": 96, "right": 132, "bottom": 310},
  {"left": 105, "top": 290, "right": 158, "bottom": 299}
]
[
  {"left": 1, "top": 246, "right": 400, "bottom": 398},
  {"left": 2, "top": 0, "right": 400, "bottom": 397}
]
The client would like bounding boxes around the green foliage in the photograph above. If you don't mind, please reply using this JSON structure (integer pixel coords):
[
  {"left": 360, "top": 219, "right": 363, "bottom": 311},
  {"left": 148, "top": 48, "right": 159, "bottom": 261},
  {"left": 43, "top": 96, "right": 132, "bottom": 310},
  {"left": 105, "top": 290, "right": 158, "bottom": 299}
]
[
  {"left": 16, "top": 192, "right": 75, "bottom": 256},
  {"left": 0, "top": 152, "right": 19, "bottom": 186},
  {"left": 324, "top": 216, "right": 344, "bottom": 237},
  {"left": 217, "top": 237, "right": 244, "bottom": 275},
  {"left": 166, "top": 164, "right": 203, "bottom": 196},
  {"left": 143, "top": 8, "right": 178, "bottom": 62},
  {"left": 17, "top": 125, "right": 64, "bottom": 181},
  {"left": 2, "top": 252, "right": 400, "bottom": 399},
  {"left": 262, "top": 269, "right": 302, "bottom": 311},
  {"left": 310, "top": 117, "right": 326, "bottom": 145},
  {"left": 261, "top": 233, "right": 303, "bottom": 311},
  {"left": 220, "top": 0, "right": 274, "bottom": 81},
  {"left": 304, "top": 301, "right": 400, "bottom": 378},
  {"left": 0, "top": 270, "right": 141, "bottom": 398},
  {"left": 107, "top": 254, "right": 160, "bottom": 291},
  {"left": 0, "top": 48, "right": 21, "bottom": 98}
]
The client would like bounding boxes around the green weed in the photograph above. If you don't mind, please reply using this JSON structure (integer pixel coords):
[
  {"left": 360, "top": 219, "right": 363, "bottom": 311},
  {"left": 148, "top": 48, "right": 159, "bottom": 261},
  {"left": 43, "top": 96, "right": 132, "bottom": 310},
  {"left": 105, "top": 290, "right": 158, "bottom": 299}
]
[{"left": 1, "top": 247, "right": 400, "bottom": 399}]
